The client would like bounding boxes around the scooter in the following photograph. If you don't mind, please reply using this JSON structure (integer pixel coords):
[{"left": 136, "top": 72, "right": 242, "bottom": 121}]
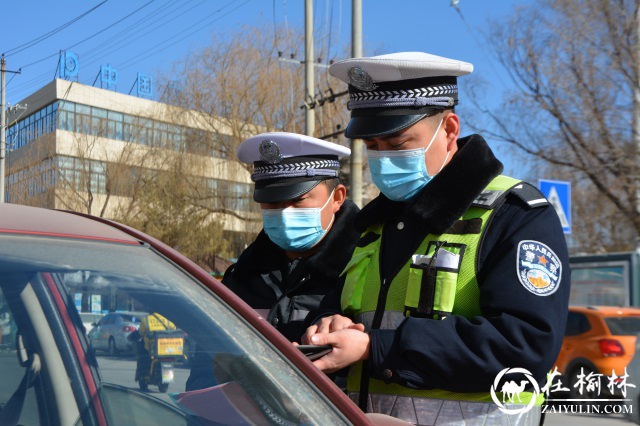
[{"left": 133, "top": 330, "right": 185, "bottom": 393}]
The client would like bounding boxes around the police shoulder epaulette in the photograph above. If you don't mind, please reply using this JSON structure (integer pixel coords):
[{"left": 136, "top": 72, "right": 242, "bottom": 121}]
[
  {"left": 470, "top": 189, "right": 505, "bottom": 209},
  {"left": 508, "top": 182, "right": 550, "bottom": 209}
]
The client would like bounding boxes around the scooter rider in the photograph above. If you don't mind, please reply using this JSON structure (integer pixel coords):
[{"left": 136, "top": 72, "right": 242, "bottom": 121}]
[{"left": 135, "top": 312, "right": 177, "bottom": 382}]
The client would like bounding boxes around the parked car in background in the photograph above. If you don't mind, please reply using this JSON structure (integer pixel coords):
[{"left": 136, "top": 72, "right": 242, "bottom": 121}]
[
  {"left": 0, "top": 203, "right": 393, "bottom": 425},
  {"left": 554, "top": 305, "right": 640, "bottom": 399},
  {"left": 88, "top": 311, "right": 146, "bottom": 355},
  {"left": 79, "top": 312, "right": 104, "bottom": 335}
]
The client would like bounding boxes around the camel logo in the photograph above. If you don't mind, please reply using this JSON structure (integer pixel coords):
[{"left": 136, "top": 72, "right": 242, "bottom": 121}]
[{"left": 490, "top": 367, "right": 540, "bottom": 415}]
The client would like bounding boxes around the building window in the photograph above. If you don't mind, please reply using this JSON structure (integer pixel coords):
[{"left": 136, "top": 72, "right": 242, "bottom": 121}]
[
  {"left": 8, "top": 99, "right": 226, "bottom": 159},
  {"left": 6, "top": 102, "right": 58, "bottom": 150},
  {"left": 57, "top": 156, "right": 106, "bottom": 194},
  {"left": 6, "top": 158, "right": 55, "bottom": 203}
]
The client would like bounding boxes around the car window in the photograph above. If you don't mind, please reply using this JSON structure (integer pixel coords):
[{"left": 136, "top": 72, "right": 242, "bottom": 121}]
[
  {"left": 80, "top": 313, "right": 102, "bottom": 323},
  {"left": 0, "top": 235, "right": 350, "bottom": 426},
  {"left": 119, "top": 314, "right": 141, "bottom": 323},
  {"left": 605, "top": 316, "right": 640, "bottom": 335},
  {"left": 0, "top": 286, "right": 40, "bottom": 425},
  {"left": 565, "top": 312, "right": 591, "bottom": 336}
]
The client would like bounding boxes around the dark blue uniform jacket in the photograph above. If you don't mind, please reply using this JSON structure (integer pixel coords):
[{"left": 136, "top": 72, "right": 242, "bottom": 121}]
[
  {"left": 358, "top": 134, "right": 571, "bottom": 393},
  {"left": 223, "top": 199, "right": 360, "bottom": 342}
]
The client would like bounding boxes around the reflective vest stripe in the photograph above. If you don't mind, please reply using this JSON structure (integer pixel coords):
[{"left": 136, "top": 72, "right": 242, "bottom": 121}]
[{"left": 348, "top": 393, "right": 543, "bottom": 426}]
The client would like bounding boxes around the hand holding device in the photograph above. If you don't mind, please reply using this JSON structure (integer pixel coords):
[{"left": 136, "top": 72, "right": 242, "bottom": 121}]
[{"left": 296, "top": 344, "right": 332, "bottom": 361}]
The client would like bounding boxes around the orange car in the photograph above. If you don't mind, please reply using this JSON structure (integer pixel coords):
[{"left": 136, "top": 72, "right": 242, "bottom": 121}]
[{"left": 554, "top": 306, "right": 640, "bottom": 398}]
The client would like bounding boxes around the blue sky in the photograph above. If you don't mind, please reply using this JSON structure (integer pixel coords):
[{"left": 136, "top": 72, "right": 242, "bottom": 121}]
[{"left": 3, "top": 0, "right": 527, "bottom": 171}]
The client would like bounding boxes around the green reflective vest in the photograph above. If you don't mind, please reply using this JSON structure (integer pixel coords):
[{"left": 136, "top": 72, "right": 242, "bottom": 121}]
[{"left": 341, "top": 175, "right": 544, "bottom": 406}]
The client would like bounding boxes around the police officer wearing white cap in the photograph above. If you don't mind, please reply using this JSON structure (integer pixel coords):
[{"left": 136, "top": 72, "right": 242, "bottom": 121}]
[
  {"left": 186, "top": 132, "right": 360, "bottom": 391},
  {"left": 222, "top": 132, "right": 360, "bottom": 342},
  {"left": 303, "top": 52, "right": 570, "bottom": 425}
]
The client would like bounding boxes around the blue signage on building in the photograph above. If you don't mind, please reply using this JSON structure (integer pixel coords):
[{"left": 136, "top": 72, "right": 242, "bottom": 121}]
[
  {"left": 59, "top": 51, "right": 79, "bottom": 79},
  {"left": 137, "top": 72, "right": 153, "bottom": 97},
  {"left": 101, "top": 64, "right": 118, "bottom": 88},
  {"left": 538, "top": 179, "right": 571, "bottom": 234}
]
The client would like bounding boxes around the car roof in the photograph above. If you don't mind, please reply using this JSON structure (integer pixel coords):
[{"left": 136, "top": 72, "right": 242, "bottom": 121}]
[
  {"left": 570, "top": 305, "right": 640, "bottom": 315},
  {"left": 0, "top": 203, "right": 139, "bottom": 244}
]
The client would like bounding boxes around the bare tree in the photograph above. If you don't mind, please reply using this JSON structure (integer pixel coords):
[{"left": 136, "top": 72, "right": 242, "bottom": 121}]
[
  {"left": 161, "top": 24, "right": 349, "bottom": 149},
  {"left": 160, "top": 26, "right": 349, "bottom": 171},
  {"left": 155, "top": 24, "right": 351, "bottom": 256},
  {"left": 53, "top": 128, "right": 151, "bottom": 217},
  {"left": 468, "top": 0, "right": 639, "bottom": 252},
  {"left": 117, "top": 150, "right": 232, "bottom": 266},
  {"left": 6, "top": 128, "right": 143, "bottom": 217},
  {"left": 6, "top": 132, "right": 56, "bottom": 207}
]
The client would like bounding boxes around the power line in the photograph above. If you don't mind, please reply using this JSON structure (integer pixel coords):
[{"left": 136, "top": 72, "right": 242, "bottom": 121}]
[
  {"left": 4, "top": 1, "right": 108, "bottom": 57},
  {"left": 327, "top": 0, "right": 334, "bottom": 66},
  {"left": 79, "top": 0, "right": 187, "bottom": 63},
  {"left": 282, "top": 0, "right": 297, "bottom": 128},
  {"left": 452, "top": 1, "right": 508, "bottom": 91},
  {"left": 8, "top": 1, "right": 209, "bottom": 102},
  {"left": 8, "top": 0, "right": 250, "bottom": 103},
  {"left": 8, "top": 1, "right": 180, "bottom": 96},
  {"left": 116, "top": 0, "right": 250, "bottom": 71},
  {"left": 77, "top": 0, "right": 202, "bottom": 77},
  {"left": 323, "top": 0, "right": 337, "bottom": 87},
  {"left": 17, "top": 1, "right": 155, "bottom": 70},
  {"left": 272, "top": 0, "right": 288, "bottom": 118}
]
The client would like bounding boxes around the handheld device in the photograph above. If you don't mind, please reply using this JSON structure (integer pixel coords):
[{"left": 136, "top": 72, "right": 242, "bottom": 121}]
[{"left": 296, "top": 344, "right": 332, "bottom": 361}]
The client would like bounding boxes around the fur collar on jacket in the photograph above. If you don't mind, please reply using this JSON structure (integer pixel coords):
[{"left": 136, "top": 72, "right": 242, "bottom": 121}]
[{"left": 355, "top": 134, "right": 503, "bottom": 234}]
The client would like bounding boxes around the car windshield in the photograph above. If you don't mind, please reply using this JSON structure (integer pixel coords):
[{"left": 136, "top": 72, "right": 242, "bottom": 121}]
[
  {"left": 117, "top": 314, "right": 141, "bottom": 323},
  {"left": 0, "top": 235, "right": 349, "bottom": 425},
  {"left": 605, "top": 316, "right": 640, "bottom": 335},
  {"left": 80, "top": 313, "right": 103, "bottom": 322}
]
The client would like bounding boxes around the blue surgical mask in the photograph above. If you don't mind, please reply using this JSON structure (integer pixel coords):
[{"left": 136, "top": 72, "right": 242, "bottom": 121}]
[
  {"left": 367, "top": 118, "right": 447, "bottom": 201},
  {"left": 262, "top": 190, "right": 335, "bottom": 252}
]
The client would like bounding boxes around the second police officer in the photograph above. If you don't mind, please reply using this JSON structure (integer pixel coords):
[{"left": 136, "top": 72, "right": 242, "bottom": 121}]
[
  {"left": 187, "top": 132, "right": 359, "bottom": 391},
  {"left": 225, "top": 132, "right": 360, "bottom": 341}
]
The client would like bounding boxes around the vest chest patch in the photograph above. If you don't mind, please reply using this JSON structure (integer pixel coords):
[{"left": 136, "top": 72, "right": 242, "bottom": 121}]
[{"left": 516, "top": 240, "right": 561, "bottom": 296}]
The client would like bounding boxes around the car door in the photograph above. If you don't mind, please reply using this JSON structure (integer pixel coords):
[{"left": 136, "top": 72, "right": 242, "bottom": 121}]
[
  {"left": 94, "top": 314, "right": 113, "bottom": 351},
  {"left": 89, "top": 315, "right": 102, "bottom": 349},
  {"left": 558, "top": 311, "right": 596, "bottom": 374},
  {"left": 108, "top": 314, "right": 121, "bottom": 350},
  {"left": 1, "top": 231, "right": 373, "bottom": 425}
]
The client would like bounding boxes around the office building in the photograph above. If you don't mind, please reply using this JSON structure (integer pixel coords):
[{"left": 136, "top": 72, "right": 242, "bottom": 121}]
[{"left": 5, "top": 79, "right": 260, "bottom": 256}]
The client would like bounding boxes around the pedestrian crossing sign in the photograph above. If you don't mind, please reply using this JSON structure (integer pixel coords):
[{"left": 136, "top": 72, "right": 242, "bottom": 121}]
[{"left": 538, "top": 179, "right": 571, "bottom": 234}]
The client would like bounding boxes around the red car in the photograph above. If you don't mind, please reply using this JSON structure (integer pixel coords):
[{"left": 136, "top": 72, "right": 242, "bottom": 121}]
[{"left": 0, "top": 203, "right": 403, "bottom": 425}]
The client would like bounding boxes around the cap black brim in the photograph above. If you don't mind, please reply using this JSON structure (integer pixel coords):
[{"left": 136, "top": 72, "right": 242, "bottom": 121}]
[
  {"left": 254, "top": 179, "right": 324, "bottom": 203},
  {"left": 344, "top": 114, "right": 428, "bottom": 139}
]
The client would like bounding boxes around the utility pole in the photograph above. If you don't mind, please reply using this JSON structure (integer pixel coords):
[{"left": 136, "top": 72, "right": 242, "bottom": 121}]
[
  {"left": 305, "top": 0, "right": 315, "bottom": 136},
  {"left": 636, "top": 5, "right": 640, "bottom": 250},
  {"left": 350, "top": 0, "right": 363, "bottom": 207},
  {"left": 1, "top": 57, "right": 5, "bottom": 203},
  {"left": 0, "top": 56, "right": 21, "bottom": 204}
]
